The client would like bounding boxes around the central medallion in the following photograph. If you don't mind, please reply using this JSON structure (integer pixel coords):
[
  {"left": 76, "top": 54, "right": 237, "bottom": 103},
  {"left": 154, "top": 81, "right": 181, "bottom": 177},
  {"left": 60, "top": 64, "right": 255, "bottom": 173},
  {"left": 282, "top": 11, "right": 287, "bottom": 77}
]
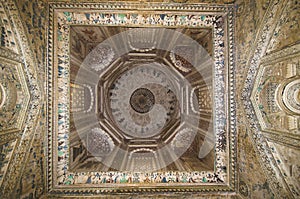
[
  {"left": 130, "top": 88, "right": 155, "bottom": 114},
  {"left": 108, "top": 63, "right": 180, "bottom": 138}
]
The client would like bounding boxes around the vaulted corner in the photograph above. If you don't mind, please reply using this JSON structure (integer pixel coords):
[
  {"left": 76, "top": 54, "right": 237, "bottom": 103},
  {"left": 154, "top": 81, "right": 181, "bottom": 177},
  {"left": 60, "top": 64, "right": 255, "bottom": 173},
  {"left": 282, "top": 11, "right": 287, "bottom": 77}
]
[
  {"left": 251, "top": 47, "right": 300, "bottom": 146},
  {"left": 241, "top": 0, "right": 300, "bottom": 198},
  {"left": 0, "top": 0, "right": 42, "bottom": 198},
  {"left": 250, "top": 44, "right": 300, "bottom": 197}
]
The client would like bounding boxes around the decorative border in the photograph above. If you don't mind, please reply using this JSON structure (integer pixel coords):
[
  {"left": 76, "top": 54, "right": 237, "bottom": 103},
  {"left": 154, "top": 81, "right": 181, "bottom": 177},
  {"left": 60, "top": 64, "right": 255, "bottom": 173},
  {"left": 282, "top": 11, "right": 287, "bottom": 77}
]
[
  {"left": 47, "top": 2, "right": 236, "bottom": 195},
  {"left": 0, "top": 140, "right": 17, "bottom": 187}
]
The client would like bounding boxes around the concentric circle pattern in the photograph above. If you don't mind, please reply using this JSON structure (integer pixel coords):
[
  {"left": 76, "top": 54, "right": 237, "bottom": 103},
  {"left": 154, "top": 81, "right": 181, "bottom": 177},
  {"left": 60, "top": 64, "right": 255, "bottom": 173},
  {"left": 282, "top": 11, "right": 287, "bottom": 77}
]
[
  {"left": 130, "top": 88, "right": 155, "bottom": 114},
  {"left": 282, "top": 79, "right": 300, "bottom": 115},
  {"left": 109, "top": 63, "right": 179, "bottom": 138}
]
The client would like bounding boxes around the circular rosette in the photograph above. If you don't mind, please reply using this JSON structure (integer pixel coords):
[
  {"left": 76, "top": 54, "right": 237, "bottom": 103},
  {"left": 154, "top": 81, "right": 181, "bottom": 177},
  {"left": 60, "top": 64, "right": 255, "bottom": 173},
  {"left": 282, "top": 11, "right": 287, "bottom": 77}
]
[
  {"left": 83, "top": 45, "right": 115, "bottom": 72},
  {"left": 109, "top": 63, "right": 179, "bottom": 138},
  {"left": 130, "top": 88, "right": 155, "bottom": 114},
  {"left": 282, "top": 78, "right": 300, "bottom": 115},
  {"left": 171, "top": 128, "right": 195, "bottom": 156},
  {"left": 170, "top": 46, "right": 194, "bottom": 73},
  {"left": 87, "top": 128, "right": 115, "bottom": 157}
]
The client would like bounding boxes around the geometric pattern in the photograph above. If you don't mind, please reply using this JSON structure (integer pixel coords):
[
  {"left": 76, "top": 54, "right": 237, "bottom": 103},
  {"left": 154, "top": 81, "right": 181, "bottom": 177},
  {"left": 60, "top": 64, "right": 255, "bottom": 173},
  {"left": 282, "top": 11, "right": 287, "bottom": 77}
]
[{"left": 47, "top": 2, "right": 236, "bottom": 195}]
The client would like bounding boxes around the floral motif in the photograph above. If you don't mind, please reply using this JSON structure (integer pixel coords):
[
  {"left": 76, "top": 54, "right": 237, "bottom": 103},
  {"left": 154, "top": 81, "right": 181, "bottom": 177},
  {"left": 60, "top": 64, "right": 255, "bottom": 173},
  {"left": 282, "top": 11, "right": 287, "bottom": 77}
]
[
  {"left": 87, "top": 128, "right": 114, "bottom": 157},
  {"left": 84, "top": 45, "right": 114, "bottom": 72}
]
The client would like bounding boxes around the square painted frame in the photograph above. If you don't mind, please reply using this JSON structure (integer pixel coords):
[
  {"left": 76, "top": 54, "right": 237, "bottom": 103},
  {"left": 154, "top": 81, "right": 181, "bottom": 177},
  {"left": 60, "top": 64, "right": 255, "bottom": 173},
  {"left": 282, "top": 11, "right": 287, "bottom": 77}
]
[{"left": 47, "top": 2, "right": 236, "bottom": 195}]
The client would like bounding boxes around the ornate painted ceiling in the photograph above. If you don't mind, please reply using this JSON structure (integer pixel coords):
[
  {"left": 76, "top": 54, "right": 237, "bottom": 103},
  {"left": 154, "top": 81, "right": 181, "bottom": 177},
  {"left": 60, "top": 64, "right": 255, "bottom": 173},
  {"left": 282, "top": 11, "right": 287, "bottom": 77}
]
[{"left": 0, "top": 0, "right": 299, "bottom": 198}]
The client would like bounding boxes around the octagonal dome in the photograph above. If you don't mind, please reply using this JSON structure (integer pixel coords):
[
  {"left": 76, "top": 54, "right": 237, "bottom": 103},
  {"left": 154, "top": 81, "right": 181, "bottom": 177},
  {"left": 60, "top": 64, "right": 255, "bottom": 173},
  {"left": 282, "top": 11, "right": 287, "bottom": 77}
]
[{"left": 69, "top": 26, "right": 214, "bottom": 173}]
